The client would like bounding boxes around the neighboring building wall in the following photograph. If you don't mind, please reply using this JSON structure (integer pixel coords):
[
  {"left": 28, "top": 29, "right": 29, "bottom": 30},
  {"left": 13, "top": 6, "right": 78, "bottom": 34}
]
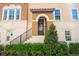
[
  {"left": 0, "top": 3, "right": 28, "bottom": 45},
  {"left": 0, "top": 3, "right": 28, "bottom": 20}
]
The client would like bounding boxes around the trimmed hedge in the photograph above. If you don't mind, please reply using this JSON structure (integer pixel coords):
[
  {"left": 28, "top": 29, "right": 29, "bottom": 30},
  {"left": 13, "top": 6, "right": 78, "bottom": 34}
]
[
  {"left": 0, "top": 45, "right": 4, "bottom": 56},
  {"left": 29, "top": 43, "right": 44, "bottom": 56},
  {"left": 5, "top": 43, "right": 68, "bottom": 56},
  {"left": 5, "top": 43, "right": 44, "bottom": 56},
  {"left": 43, "top": 42, "right": 68, "bottom": 56},
  {"left": 69, "top": 43, "right": 79, "bottom": 55},
  {"left": 0, "top": 45, "right": 4, "bottom": 52},
  {"left": 5, "top": 42, "right": 79, "bottom": 56},
  {"left": 3, "top": 42, "right": 79, "bottom": 56},
  {"left": 5, "top": 44, "right": 28, "bottom": 56},
  {"left": 55, "top": 42, "right": 69, "bottom": 56}
]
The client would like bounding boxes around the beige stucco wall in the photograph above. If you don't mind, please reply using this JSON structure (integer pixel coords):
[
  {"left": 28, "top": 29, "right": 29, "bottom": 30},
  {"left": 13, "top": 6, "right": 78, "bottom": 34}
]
[
  {"left": 0, "top": 3, "right": 28, "bottom": 45},
  {"left": 54, "top": 21, "right": 79, "bottom": 43},
  {"left": 1, "top": 3, "right": 79, "bottom": 44},
  {"left": 28, "top": 3, "right": 79, "bottom": 43},
  {"left": 28, "top": 3, "right": 79, "bottom": 22},
  {"left": 0, "top": 20, "right": 27, "bottom": 45}
]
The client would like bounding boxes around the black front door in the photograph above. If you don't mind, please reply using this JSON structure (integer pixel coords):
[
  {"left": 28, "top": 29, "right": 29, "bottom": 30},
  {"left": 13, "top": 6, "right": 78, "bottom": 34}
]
[{"left": 38, "top": 18, "right": 44, "bottom": 35}]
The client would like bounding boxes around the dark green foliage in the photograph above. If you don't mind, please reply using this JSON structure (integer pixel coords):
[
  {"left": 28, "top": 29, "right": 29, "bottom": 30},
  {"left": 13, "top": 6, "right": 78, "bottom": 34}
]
[
  {"left": 43, "top": 44, "right": 58, "bottom": 56},
  {"left": 69, "top": 43, "right": 79, "bottom": 55},
  {"left": 43, "top": 44, "right": 55, "bottom": 56},
  {"left": 29, "top": 43, "right": 44, "bottom": 56},
  {"left": 5, "top": 44, "right": 31, "bottom": 56},
  {"left": 5, "top": 43, "right": 44, "bottom": 56},
  {"left": 0, "top": 45, "right": 4, "bottom": 52},
  {"left": 43, "top": 42, "right": 68, "bottom": 56},
  {"left": 2, "top": 43, "right": 68, "bottom": 56},
  {"left": 44, "top": 23, "right": 58, "bottom": 44},
  {"left": 44, "top": 23, "right": 68, "bottom": 56},
  {"left": 55, "top": 42, "right": 69, "bottom": 56},
  {"left": 21, "top": 44, "right": 31, "bottom": 56}
]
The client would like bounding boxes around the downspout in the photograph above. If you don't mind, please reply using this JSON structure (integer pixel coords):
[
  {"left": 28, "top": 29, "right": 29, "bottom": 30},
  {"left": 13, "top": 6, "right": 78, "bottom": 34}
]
[
  {"left": 24, "top": 3, "right": 28, "bottom": 30},
  {"left": 27, "top": 3, "right": 28, "bottom": 30}
]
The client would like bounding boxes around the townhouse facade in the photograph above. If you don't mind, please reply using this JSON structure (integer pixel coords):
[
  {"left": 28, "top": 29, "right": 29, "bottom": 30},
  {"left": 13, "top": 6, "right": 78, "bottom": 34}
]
[{"left": 0, "top": 3, "right": 79, "bottom": 45}]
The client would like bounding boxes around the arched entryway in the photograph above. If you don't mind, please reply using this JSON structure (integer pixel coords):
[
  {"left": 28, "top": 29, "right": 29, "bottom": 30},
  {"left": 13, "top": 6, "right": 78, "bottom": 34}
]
[{"left": 38, "top": 16, "right": 47, "bottom": 35}]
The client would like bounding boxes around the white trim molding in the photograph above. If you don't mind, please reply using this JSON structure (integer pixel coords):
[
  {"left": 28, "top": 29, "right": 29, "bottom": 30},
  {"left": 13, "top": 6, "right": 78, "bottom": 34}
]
[
  {"left": 15, "top": 5, "right": 22, "bottom": 20},
  {"left": 2, "top": 6, "right": 8, "bottom": 20},
  {"left": 2, "top": 4, "right": 22, "bottom": 21},
  {"left": 36, "top": 14, "right": 49, "bottom": 22},
  {"left": 70, "top": 7, "right": 79, "bottom": 22},
  {"left": 53, "top": 8, "right": 62, "bottom": 22}
]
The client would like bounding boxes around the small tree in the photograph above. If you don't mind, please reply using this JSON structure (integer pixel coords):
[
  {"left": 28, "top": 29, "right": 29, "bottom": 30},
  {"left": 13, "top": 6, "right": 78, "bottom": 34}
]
[
  {"left": 44, "top": 23, "right": 58, "bottom": 44},
  {"left": 44, "top": 23, "right": 58, "bottom": 55},
  {"left": 44, "top": 23, "right": 69, "bottom": 56}
]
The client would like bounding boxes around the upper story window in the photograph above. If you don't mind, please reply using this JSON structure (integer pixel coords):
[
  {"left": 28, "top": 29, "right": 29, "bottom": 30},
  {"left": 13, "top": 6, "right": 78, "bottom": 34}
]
[
  {"left": 72, "top": 9, "right": 78, "bottom": 20},
  {"left": 2, "top": 5, "right": 21, "bottom": 20},
  {"left": 9, "top": 9, "right": 14, "bottom": 20},
  {"left": 16, "top": 9, "right": 20, "bottom": 20},
  {"left": 65, "top": 31, "right": 71, "bottom": 41},
  {"left": 3, "top": 9, "right": 7, "bottom": 20},
  {"left": 55, "top": 9, "right": 61, "bottom": 20}
]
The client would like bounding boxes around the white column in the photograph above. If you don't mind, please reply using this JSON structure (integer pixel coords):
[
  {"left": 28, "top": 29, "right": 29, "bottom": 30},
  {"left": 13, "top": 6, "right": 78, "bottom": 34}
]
[
  {"left": 14, "top": 8, "right": 16, "bottom": 20},
  {"left": 2, "top": 9, "right": 4, "bottom": 20},
  {"left": 7, "top": 9, "right": 9, "bottom": 20}
]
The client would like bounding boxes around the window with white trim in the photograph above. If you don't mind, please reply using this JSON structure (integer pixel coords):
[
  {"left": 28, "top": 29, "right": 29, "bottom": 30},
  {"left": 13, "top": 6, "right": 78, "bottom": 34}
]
[
  {"left": 55, "top": 9, "right": 61, "bottom": 20},
  {"left": 2, "top": 5, "right": 21, "bottom": 20},
  {"left": 3, "top": 9, "right": 7, "bottom": 20},
  {"left": 65, "top": 31, "right": 71, "bottom": 41},
  {"left": 72, "top": 9, "right": 78, "bottom": 20},
  {"left": 9, "top": 9, "right": 14, "bottom": 20},
  {"left": 16, "top": 9, "right": 20, "bottom": 20}
]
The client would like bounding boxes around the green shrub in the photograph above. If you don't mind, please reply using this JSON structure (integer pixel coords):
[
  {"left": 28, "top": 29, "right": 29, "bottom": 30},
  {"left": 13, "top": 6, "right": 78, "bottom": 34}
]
[
  {"left": 44, "top": 23, "right": 68, "bottom": 56},
  {"left": 5, "top": 43, "right": 69, "bottom": 56},
  {"left": 29, "top": 43, "right": 44, "bottom": 56},
  {"left": 5, "top": 44, "right": 31, "bottom": 56},
  {"left": 5, "top": 50, "right": 19, "bottom": 56},
  {"left": 5, "top": 44, "right": 44, "bottom": 56},
  {"left": 43, "top": 42, "right": 68, "bottom": 56},
  {"left": 20, "top": 44, "right": 31, "bottom": 56},
  {"left": 69, "top": 43, "right": 79, "bottom": 55},
  {"left": 5, "top": 44, "right": 21, "bottom": 56},
  {"left": 43, "top": 44, "right": 54, "bottom": 56},
  {"left": 5, "top": 44, "right": 21, "bottom": 51},
  {"left": 55, "top": 42, "right": 69, "bottom": 56},
  {"left": 0, "top": 45, "right": 4, "bottom": 52},
  {"left": 44, "top": 23, "right": 58, "bottom": 44}
]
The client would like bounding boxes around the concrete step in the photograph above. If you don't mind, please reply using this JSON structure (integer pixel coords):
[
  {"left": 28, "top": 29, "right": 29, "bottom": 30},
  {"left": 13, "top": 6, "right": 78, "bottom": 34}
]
[{"left": 24, "top": 36, "right": 45, "bottom": 43}]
